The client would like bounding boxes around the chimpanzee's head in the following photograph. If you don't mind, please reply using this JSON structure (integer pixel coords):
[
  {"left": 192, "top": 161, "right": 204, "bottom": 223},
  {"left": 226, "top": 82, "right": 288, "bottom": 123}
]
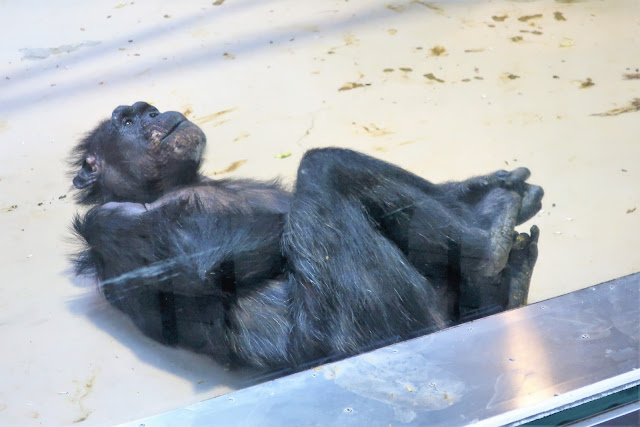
[{"left": 70, "top": 102, "right": 206, "bottom": 204}]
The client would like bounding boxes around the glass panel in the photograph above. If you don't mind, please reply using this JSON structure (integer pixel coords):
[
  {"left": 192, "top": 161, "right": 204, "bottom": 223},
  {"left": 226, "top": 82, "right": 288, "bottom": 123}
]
[{"left": 1, "top": 0, "right": 637, "bottom": 424}]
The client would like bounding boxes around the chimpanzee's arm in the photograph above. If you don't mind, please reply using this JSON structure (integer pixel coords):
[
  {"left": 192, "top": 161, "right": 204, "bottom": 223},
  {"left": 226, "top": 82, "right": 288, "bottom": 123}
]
[
  {"left": 73, "top": 180, "right": 292, "bottom": 366},
  {"left": 75, "top": 181, "right": 290, "bottom": 294}
]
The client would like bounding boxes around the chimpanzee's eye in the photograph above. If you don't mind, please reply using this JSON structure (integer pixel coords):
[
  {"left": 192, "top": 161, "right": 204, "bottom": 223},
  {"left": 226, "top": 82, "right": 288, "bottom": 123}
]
[{"left": 123, "top": 118, "right": 133, "bottom": 126}]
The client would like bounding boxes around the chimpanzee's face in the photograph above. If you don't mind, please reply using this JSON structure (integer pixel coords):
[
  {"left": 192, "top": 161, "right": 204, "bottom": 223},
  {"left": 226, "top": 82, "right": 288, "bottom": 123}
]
[{"left": 70, "top": 102, "right": 206, "bottom": 204}]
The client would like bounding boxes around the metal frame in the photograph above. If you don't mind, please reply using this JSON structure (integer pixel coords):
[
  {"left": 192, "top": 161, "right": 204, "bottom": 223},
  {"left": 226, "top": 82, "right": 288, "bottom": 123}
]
[{"left": 124, "top": 273, "right": 640, "bottom": 426}]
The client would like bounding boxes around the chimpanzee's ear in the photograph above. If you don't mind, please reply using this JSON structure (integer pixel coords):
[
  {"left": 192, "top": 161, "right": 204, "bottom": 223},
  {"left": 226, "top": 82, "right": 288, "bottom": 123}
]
[{"left": 73, "top": 155, "right": 100, "bottom": 189}]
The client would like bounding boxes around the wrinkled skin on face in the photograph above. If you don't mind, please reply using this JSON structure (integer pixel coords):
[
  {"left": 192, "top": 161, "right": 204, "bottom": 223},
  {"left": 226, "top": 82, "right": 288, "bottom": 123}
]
[{"left": 70, "top": 101, "right": 206, "bottom": 204}]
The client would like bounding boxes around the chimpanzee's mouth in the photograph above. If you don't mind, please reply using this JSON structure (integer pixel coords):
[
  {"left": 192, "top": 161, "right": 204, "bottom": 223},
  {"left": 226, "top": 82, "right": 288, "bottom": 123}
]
[{"left": 163, "top": 120, "right": 185, "bottom": 141}]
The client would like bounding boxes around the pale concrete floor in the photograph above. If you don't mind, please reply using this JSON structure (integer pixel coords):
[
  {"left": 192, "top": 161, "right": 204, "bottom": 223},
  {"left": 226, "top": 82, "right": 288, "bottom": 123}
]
[{"left": 0, "top": 0, "right": 638, "bottom": 425}]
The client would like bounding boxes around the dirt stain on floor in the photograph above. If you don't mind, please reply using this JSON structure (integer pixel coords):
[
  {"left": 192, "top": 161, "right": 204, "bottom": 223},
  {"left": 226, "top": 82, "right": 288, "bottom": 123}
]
[
  {"left": 554, "top": 11, "right": 567, "bottom": 21},
  {"left": 518, "top": 14, "right": 542, "bottom": 22},
  {"left": 591, "top": 98, "right": 640, "bottom": 117},
  {"left": 233, "top": 132, "right": 251, "bottom": 142},
  {"left": 343, "top": 32, "right": 359, "bottom": 46},
  {"left": 579, "top": 77, "right": 595, "bottom": 89},
  {"left": 413, "top": 1, "right": 444, "bottom": 13},
  {"left": 338, "top": 82, "right": 370, "bottom": 91},
  {"left": 212, "top": 159, "right": 248, "bottom": 175},
  {"left": 70, "top": 370, "right": 98, "bottom": 423},
  {"left": 359, "top": 123, "right": 393, "bottom": 137},
  {"left": 423, "top": 72, "right": 445, "bottom": 83},
  {"left": 430, "top": 45, "right": 446, "bottom": 56},
  {"left": 387, "top": 1, "right": 444, "bottom": 13},
  {"left": 193, "top": 107, "right": 238, "bottom": 126}
]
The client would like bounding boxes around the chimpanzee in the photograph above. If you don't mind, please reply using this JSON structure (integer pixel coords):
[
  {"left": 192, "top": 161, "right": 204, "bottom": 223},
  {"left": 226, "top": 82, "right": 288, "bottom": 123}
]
[{"left": 70, "top": 101, "right": 543, "bottom": 371}]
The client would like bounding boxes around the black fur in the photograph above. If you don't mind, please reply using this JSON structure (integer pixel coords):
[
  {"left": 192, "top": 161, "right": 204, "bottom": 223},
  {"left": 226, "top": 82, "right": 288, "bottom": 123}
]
[{"left": 70, "top": 102, "right": 543, "bottom": 371}]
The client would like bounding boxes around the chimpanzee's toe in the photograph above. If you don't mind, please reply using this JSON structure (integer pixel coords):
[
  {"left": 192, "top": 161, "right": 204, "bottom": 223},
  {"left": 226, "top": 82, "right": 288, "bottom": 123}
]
[
  {"left": 505, "top": 225, "right": 539, "bottom": 308},
  {"left": 516, "top": 185, "right": 544, "bottom": 225}
]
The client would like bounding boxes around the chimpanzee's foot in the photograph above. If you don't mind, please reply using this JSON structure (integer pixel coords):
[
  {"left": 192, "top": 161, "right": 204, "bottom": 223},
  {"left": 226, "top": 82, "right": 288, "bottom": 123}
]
[
  {"left": 504, "top": 225, "right": 539, "bottom": 308},
  {"left": 458, "top": 168, "right": 544, "bottom": 225},
  {"left": 468, "top": 188, "right": 520, "bottom": 277},
  {"left": 458, "top": 225, "right": 538, "bottom": 321},
  {"left": 456, "top": 168, "right": 525, "bottom": 198},
  {"left": 514, "top": 183, "right": 543, "bottom": 225},
  {"left": 458, "top": 167, "right": 542, "bottom": 278},
  {"left": 483, "top": 168, "right": 544, "bottom": 225}
]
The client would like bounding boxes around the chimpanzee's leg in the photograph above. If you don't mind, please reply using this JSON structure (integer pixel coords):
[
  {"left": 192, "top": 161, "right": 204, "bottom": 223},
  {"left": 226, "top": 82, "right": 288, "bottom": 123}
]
[
  {"left": 285, "top": 148, "right": 542, "bottom": 358},
  {"left": 284, "top": 148, "right": 492, "bottom": 361}
]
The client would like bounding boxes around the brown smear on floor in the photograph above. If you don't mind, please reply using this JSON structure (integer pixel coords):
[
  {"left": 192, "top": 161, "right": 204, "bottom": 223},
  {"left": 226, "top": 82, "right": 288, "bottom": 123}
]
[
  {"left": 193, "top": 107, "right": 237, "bottom": 125},
  {"left": 70, "top": 371, "right": 98, "bottom": 424},
  {"left": 233, "top": 132, "right": 250, "bottom": 142},
  {"left": 413, "top": 1, "right": 444, "bottom": 13},
  {"left": 361, "top": 123, "right": 393, "bottom": 137},
  {"left": 430, "top": 45, "right": 446, "bottom": 56},
  {"left": 212, "top": 159, "right": 248, "bottom": 175},
  {"left": 1, "top": 205, "right": 18, "bottom": 213},
  {"left": 518, "top": 14, "right": 542, "bottom": 22},
  {"left": 386, "top": 1, "right": 443, "bottom": 13},
  {"left": 343, "top": 33, "right": 359, "bottom": 46},
  {"left": 579, "top": 78, "right": 595, "bottom": 89},
  {"left": 338, "top": 82, "right": 369, "bottom": 91},
  {"left": 423, "top": 73, "right": 444, "bottom": 83},
  {"left": 554, "top": 11, "right": 567, "bottom": 21},
  {"left": 591, "top": 98, "right": 640, "bottom": 117}
]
